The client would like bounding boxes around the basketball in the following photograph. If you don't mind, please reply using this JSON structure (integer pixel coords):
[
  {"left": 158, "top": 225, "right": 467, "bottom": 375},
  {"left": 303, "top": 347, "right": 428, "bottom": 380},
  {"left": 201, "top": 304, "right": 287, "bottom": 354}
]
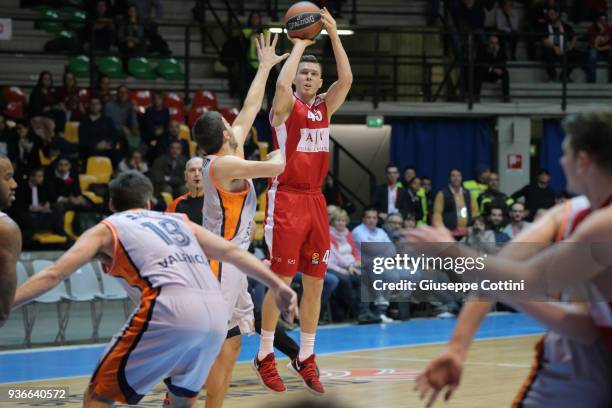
[{"left": 284, "top": 1, "right": 323, "bottom": 40}]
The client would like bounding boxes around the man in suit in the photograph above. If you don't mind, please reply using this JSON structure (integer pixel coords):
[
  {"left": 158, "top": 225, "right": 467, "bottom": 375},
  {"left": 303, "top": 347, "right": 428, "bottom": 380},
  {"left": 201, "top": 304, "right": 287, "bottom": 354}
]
[{"left": 372, "top": 163, "right": 409, "bottom": 221}]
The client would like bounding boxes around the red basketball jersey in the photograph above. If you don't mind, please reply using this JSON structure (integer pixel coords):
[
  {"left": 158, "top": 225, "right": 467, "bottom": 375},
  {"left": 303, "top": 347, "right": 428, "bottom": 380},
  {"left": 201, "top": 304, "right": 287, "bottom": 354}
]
[{"left": 270, "top": 95, "right": 330, "bottom": 191}]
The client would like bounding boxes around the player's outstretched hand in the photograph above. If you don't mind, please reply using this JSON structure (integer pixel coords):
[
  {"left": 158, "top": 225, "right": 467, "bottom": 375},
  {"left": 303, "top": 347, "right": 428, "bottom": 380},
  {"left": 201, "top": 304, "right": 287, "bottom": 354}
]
[
  {"left": 274, "top": 283, "right": 299, "bottom": 324},
  {"left": 287, "top": 33, "right": 316, "bottom": 47},
  {"left": 320, "top": 7, "right": 337, "bottom": 37},
  {"left": 256, "top": 32, "right": 290, "bottom": 70},
  {"left": 414, "top": 349, "right": 464, "bottom": 407}
]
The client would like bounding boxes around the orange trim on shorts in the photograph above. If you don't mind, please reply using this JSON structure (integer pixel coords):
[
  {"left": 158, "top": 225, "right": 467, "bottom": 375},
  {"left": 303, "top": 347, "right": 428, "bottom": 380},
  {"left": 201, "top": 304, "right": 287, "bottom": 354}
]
[
  {"left": 511, "top": 336, "right": 545, "bottom": 408},
  {"left": 210, "top": 259, "right": 220, "bottom": 280}
]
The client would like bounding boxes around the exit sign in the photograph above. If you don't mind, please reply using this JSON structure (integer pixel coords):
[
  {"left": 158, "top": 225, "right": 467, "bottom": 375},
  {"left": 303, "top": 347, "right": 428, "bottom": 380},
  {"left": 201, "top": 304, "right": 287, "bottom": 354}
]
[{"left": 366, "top": 115, "right": 384, "bottom": 128}]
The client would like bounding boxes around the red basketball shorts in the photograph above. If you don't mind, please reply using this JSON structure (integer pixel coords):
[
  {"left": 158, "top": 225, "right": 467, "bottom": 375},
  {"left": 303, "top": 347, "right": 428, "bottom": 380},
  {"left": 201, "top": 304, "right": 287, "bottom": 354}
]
[{"left": 264, "top": 187, "right": 329, "bottom": 279}]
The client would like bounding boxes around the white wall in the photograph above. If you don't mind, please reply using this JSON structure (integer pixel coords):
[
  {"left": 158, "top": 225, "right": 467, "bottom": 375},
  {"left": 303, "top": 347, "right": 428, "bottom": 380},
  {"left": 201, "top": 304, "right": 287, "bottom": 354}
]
[{"left": 330, "top": 124, "right": 391, "bottom": 207}]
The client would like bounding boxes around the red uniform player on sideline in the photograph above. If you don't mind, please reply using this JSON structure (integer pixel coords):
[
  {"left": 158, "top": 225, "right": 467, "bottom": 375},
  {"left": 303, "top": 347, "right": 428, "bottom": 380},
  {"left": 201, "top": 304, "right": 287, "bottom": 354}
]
[{"left": 254, "top": 7, "right": 352, "bottom": 395}]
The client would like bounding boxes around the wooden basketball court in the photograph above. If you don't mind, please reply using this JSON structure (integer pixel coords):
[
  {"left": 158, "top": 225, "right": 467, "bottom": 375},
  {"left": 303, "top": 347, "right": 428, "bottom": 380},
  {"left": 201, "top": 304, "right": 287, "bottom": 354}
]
[{"left": 15, "top": 334, "right": 540, "bottom": 407}]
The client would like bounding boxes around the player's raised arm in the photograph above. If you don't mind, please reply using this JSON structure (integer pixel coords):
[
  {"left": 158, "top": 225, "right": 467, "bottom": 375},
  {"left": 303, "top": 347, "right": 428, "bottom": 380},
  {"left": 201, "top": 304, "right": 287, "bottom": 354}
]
[
  {"left": 211, "top": 149, "right": 285, "bottom": 182},
  {"left": 319, "top": 7, "right": 352, "bottom": 116},
  {"left": 12, "top": 223, "right": 112, "bottom": 309},
  {"left": 232, "top": 32, "right": 289, "bottom": 147},
  {"left": 0, "top": 217, "right": 21, "bottom": 326},
  {"left": 271, "top": 36, "right": 315, "bottom": 127},
  {"left": 191, "top": 222, "right": 298, "bottom": 322}
]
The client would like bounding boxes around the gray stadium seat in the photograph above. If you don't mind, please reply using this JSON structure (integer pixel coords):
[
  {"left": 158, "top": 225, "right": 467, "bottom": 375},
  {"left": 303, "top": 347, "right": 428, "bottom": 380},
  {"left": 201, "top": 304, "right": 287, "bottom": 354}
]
[
  {"left": 30, "top": 260, "right": 72, "bottom": 344},
  {"left": 16, "top": 262, "right": 32, "bottom": 345},
  {"left": 67, "top": 263, "right": 103, "bottom": 340}
]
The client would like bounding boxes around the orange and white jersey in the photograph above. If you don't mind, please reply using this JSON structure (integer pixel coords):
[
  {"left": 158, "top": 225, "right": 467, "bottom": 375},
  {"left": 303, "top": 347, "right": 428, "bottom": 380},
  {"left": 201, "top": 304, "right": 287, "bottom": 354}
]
[
  {"left": 201, "top": 154, "right": 257, "bottom": 250},
  {"left": 101, "top": 210, "right": 220, "bottom": 303}
]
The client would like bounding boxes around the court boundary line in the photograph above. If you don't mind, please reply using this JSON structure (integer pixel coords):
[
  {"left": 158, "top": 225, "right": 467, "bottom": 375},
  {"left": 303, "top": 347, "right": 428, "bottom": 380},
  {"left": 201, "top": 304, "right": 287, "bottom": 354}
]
[{"left": 0, "top": 332, "right": 542, "bottom": 385}]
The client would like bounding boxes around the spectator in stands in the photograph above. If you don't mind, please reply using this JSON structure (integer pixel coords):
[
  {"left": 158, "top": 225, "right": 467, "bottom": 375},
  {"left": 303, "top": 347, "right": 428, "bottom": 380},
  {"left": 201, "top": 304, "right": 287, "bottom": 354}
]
[
  {"left": 118, "top": 148, "right": 148, "bottom": 174},
  {"left": 403, "top": 213, "right": 417, "bottom": 230},
  {"left": 382, "top": 212, "right": 404, "bottom": 244},
  {"left": 149, "top": 140, "right": 187, "bottom": 197},
  {"left": 44, "top": 156, "right": 88, "bottom": 211},
  {"left": 487, "top": 205, "right": 511, "bottom": 245},
  {"left": 540, "top": 7, "right": 582, "bottom": 82},
  {"left": 477, "top": 171, "right": 512, "bottom": 216},
  {"left": 461, "top": 216, "right": 497, "bottom": 253},
  {"left": 0, "top": 116, "right": 7, "bottom": 157},
  {"left": 503, "top": 201, "right": 532, "bottom": 238},
  {"left": 96, "top": 75, "right": 112, "bottom": 104},
  {"left": 433, "top": 168, "right": 477, "bottom": 240},
  {"left": 6, "top": 121, "right": 35, "bottom": 178},
  {"left": 104, "top": 85, "right": 139, "bottom": 143},
  {"left": 372, "top": 163, "right": 409, "bottom": 221},
  {"left": 167, "top": 157, "right": 204, "bottom": 224},
  {"left": 130, "top": 0, "right": 170, "bottom": 56},
  {"left": 405, "top": 177, "right": 424, "bottom": 223},
  {"left": 474, "top": 35, "right": 510, "bottom": 102},
  {"left": 495, "top": 0, "right": 519, "bottom": 60},
  {"left": 117, "top": 5, "right": 146, "bottom": 61},
  {"left": 455, "top": 0, "right": 488, "bottom": 46},
  {"left": 421, "top": 176, "right": 434, "bottom": 223},
  {"left": 327, "top": 208, "right": 361, "bottom": 322},
  {"left": 160, "top": 120, "right": 189, "bottom": 159},
  {"left": 587, "top": 13, "right": 612, "bottom": 83},
  {"left": 142, "top": 91, "right": 170, "bottom": 157},
  {"left": 12, "top": 167, "right": 65, "bottom": 245},
  {"left": 511, "top": 168, "right": 555, "bottom": 220},
  {"left": 323, "top": 175, "right": 353, "bottom": 213},
  {"left": 79, "top": 95, "right": 121, "bottom": 164},
  {"left": 29, "top": 116, "right": 62, "bottom": 167},
  {"left": 400, "top": 165, "right": 417, "bottom": 189},
  {"left": 55, "top": 71, "right": 85, "bottom": 130},
  {"left": 27, "top": 71, "right": 59, "bottom": 119},
  {"left": 352, "top": 206, "right": 394, "bottom": 324},
  {"left": 87, "top": 0, "right": 115, "bottom": 52}
]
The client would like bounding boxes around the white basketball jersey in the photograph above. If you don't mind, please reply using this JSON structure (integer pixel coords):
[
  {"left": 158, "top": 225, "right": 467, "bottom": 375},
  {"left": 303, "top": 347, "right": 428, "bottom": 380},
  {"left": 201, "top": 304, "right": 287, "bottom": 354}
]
[
  {"left": 201, "top": 155, "right": 257, "bottom": 250},
  {"left": 101, "top": 210, "right": 220, "bottom": 303}
]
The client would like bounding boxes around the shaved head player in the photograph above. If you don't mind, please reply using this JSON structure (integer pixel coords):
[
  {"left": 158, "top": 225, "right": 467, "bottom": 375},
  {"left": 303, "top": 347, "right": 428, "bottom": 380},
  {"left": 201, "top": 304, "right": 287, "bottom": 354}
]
[
  {"left": 254, "top": 8, "right": 352, "bottom": 395},
  {"left": 0, "top": 154, "right": 20, "bottom": 327}
]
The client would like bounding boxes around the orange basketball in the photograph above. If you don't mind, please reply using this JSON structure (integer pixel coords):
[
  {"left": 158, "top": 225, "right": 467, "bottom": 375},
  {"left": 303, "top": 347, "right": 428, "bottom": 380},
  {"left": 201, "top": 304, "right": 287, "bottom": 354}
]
[{"left": 284, "top": 1, "right": 323, "bottom": 40}]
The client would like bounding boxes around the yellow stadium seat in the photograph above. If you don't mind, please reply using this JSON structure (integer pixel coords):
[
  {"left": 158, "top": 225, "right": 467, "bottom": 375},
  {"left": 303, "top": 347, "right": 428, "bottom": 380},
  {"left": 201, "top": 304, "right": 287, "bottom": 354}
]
[
  {"left": 38, "top": 149, "right": 57, "bottom": 167},
  {"left": 64, "top": 121, "right": 80, "bottom": 143},
  {"left": 79, "top": 174, "right": 104, "bottom": 204},
  {"left": 254, "top": 211, "right": 265, "bottom": 223},
  {"left": 86, "top": 156, "right": 113, "bottom": 184},
  {"left": 161, "top": 192, "right": 173, "bottom": 207},
  {"left": 257, "top": 141, "right": 269, "bottom": 160},
  {"left": 189, "top": 141, "right": 197, "bottom": 157},
  {"left": 64, "top": 210, "right": 78, "bottom": 240},
  {"left": 250, "top": 126, "right": 259, "bottom": 143},
  {"left": 257, "top": 192, "right": 267, "bottom": 212},
  {"left": 179, "top": 123, "right": 191, "bottom": 141},
  {"left": 254, "top": 224, "right": 264, "bottom": 241},
  {"left": 33, "top": 232, "right": 68, "bottom": 245}
]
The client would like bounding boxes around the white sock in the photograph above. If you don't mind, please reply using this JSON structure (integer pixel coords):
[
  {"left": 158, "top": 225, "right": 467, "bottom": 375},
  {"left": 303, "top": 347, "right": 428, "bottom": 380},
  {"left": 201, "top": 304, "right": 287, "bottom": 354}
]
[
  {"left": 298, "top": 331, "right": 316, "bottom": 361},
  {"left": 258, "top": 329, "right": 275, "bottom": 360}
]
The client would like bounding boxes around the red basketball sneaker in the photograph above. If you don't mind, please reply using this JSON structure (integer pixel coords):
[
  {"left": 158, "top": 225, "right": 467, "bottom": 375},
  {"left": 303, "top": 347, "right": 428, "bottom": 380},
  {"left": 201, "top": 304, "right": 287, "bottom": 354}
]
[
  {"left": 288, "top": 354, "right": 325, "bottom": 395},
  {"left": 253, "top": 353, "right": 286, "bottom": 393}
]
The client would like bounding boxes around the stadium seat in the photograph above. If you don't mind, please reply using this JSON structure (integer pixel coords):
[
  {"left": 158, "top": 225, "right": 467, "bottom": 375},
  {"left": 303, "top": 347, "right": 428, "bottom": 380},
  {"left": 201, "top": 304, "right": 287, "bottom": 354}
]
[
  {"left": 192, "top": 90, "right": 217, "bottom": 110},
  {"left": 189, "top": 141, "right": 197, "bottom": 156},
  {"left": 3, "top": 86, "right": 27, "bottom": 120},
  {"left": 17, "top": 262, "right": 32, "bottom": 345},
  {"left": 257, "top": 141, "right": 269, "bottom": 160},
  {"left": 32, "top": 232, "right": 68, "bottom": 245},
  {"left": 79, "top": 174, "right": 104, "bottom": 204},
  {"left": 64, "top": 210, "right": 78, "bottom": 240},
  {"left": 168, "top": 107, "right": 185, "bottom": 123},
  {"left": 188, "top": 105, "right": 209, "bottom": 127},
  {"left": 257, "top": 192, "right": 267, "bottom": 212},
  {"left": 60, "top": 7, "right": 86, "bottom": 31},
  {"left": 128, "top": 57, "right": 156, "bottom": 80},
  {"left": 78, "top": 88, "right": 90, "bottom": 108},
  {"left": 161, "top": 192, "right": 173, "bottom": 207},
  {"left": 86, "top": 156, "right": 112, "bottom": 183},
  {"left": 67, "top": 263, "right": 102, "bottom": 339},
  {"left": 254, "top": 224, "right": 264, "bottom": 241},
  {"left": 220, "top": 107, "right": 239, "bottom": 125},
  {"left": 254, "top": 211, "right": 265, "bottom": 223},
  {"left": 156, "top": 58, "right": 184, "bottom": 80},
  {"left": 68, "top": 55, "right": 90, "bottom": 79},
  {"left": 63, "top": 121, "right": 79, "bottom": 143},
  {"left": 96, "top": 265, "right": 132, "bottom": 319},
  {"left": 38, "top": 9, "right": 64, "bottom": 33},
  {"left": 28, "top": 260, "right": 72, "bottom": 344},
  {"left": 179, "top": 123, "right": 191, "bottom": 141},
  {"left": 38, "top": 149, "right": 57, "bottom": 167},
  {"left": 98, "top": 56, "right": 127, "bottom": 79},
  {"left": 129, "top": 90, "right": 152, "bottom": 114}
]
